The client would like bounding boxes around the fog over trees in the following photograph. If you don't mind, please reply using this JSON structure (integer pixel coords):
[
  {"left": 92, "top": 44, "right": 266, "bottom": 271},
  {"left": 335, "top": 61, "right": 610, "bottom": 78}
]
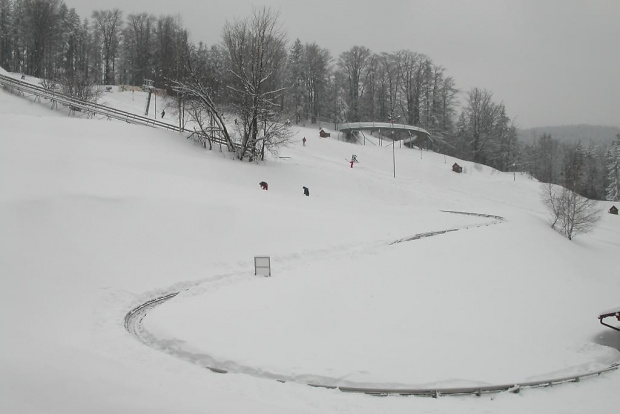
[{"left": 0, "top": 0, "right": 616, "bottom": 197}]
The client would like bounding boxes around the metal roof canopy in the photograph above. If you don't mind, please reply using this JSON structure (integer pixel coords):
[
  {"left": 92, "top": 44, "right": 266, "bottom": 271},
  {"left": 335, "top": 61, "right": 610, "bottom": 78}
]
[
  {"left": 598, "top": 307, "right": 620, "bottom": 332},
  {"left": 337, "top": 122, "right": 430, "bottom": 143}
]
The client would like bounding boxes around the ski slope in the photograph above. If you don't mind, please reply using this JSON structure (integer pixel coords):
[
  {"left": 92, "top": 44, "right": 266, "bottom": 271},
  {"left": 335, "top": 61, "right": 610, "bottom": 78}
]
[{"left": 1, "top": 68, "right": 620, "bottom": 413}]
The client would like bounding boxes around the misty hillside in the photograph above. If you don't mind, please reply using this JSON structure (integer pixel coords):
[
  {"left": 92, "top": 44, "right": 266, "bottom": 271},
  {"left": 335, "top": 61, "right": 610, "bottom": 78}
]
[{"left": 518, "top": 124, "right": 620, "bottom": 145}]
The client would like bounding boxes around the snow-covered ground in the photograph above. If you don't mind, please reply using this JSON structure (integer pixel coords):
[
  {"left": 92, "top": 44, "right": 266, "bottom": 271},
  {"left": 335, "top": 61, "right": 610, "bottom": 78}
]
[{"left": 1, "top": 70, "right": 620, "bottom": 413}]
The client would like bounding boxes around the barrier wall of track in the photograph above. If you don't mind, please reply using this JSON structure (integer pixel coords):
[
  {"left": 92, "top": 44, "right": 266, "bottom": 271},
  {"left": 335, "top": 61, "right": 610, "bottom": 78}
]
[{"left": 124, "top": 291, "right": 618, "bottom": 398}]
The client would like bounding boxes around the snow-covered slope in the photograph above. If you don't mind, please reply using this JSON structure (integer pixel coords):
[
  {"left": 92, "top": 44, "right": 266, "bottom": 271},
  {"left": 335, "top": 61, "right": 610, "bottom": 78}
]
[{"left": 1, "top": 75, "right": 619, "bottom": 413}]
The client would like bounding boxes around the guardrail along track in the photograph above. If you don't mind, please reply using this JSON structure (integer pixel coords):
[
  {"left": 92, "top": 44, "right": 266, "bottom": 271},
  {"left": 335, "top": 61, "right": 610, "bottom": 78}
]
[
  {"left": 0, "top": 73, "right": 233, "bottom": 149},
  {"left": 125, "top": 291, "right": 618, "bottom": 398}
]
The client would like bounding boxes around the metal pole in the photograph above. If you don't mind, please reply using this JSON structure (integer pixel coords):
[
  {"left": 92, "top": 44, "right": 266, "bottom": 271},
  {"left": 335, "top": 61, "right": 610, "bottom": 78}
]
[
  {"left": 391, "top": 120, "right": 395, "bottom": 178},
  {"left": 393, "top": 140, "right": 395, "bottom": 178},
  {"left": 513, "top": 163, "right": 516, "bottom": 181}
]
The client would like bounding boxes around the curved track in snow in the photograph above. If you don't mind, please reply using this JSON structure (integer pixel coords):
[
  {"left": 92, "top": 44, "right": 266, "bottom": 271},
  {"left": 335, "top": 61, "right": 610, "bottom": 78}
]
[
  {"left": 390, "top": 210, "right": 505, "bottom": 245},
  {"left": 124, "top": 211, "right": 619, "bottom": 397}
]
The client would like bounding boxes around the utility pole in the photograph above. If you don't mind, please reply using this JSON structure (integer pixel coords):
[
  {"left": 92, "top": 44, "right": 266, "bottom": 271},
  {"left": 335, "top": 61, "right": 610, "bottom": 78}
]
[{"left": 389, "top": 113, "right": 395, "bottom": 178}]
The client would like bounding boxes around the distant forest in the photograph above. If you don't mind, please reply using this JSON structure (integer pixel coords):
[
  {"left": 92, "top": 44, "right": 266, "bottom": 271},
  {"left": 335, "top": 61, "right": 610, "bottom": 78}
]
[
  {"left": 519, "top": 125, "right": 620, "bottom": 145},
  {"left": 0, "top": 0, "right": 618, "bottom": 200}
]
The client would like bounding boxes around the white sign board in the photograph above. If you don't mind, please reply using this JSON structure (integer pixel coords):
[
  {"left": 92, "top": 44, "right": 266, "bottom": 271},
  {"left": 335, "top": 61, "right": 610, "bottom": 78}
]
[{"left": 254, "top": 256, "right": 271, "bottom": 277}]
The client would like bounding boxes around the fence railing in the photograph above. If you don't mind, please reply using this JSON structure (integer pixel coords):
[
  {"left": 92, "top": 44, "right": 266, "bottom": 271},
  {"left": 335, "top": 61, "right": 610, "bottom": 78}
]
[
  {"left": 0, "top": 73, "right": 234, "bottom": 149},
  {"left": 125, "top": 290, "right": 619, "bottom": 398}
]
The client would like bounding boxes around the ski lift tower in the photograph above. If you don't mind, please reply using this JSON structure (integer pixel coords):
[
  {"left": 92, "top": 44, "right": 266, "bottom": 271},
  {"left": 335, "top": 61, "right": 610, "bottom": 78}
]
[{"left": 142, "top": 79, "right": 154, "bottom": 116}]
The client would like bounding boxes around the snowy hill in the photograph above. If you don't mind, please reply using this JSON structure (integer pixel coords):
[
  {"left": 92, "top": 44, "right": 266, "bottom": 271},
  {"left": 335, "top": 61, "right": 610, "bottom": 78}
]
[{"left": 1, "top": 73, "right": 620, "bottom": 414}]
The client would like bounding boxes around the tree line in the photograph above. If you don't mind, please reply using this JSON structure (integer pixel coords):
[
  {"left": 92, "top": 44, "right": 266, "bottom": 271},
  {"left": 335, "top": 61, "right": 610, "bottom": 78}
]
[
  {"left": 0, "top": 1, "right": 618, "bottom": 200},
  {"left": 521, "top": 133, "right": 620, "bottom": 201}
]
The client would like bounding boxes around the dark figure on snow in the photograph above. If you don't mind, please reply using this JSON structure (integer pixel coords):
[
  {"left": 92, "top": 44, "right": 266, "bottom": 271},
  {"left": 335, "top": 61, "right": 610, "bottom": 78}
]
[
  {"left": 161, "top": 110, "right": 165, "bottom": 118},
  {"left": 259, "top": 181, "right": 268, "bottom": 190},
  {"left": 303, "top": 186, "right": 309, "bottom": 196},
  {"left": 302, "top": 137, "right": 306, "bottom": 146}
]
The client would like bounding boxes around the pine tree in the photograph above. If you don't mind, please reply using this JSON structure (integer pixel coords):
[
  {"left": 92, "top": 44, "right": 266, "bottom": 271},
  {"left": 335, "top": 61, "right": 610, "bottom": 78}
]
[
  {"left": 0, "top": 0, "right": 12, "bottom": 70},
  {"left": 606, "top": 134, "right": 620, "bottom": 201},
  {"left": 285, "top": 38, "right": 305, "bottom": 123}
]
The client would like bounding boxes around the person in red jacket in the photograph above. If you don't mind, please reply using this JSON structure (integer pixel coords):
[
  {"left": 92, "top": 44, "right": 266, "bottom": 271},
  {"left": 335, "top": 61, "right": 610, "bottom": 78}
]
[{"left": 259, "top": 181, "right": 268, "bottom": 190}]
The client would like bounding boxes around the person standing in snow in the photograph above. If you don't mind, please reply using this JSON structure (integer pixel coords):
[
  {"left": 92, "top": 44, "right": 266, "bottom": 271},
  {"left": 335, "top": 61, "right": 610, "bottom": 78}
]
[
  {"left": 350, "top": 154, "right": 358, "bottom": 168},
  {"left": 161, "top": 109, "right": 165, "bottom": 118},
  {"left": 303, "top": 186, "right": 309, "bottom": 196},
  {"left": 302, "top": 137, "right": 306, "bottom": 146}
]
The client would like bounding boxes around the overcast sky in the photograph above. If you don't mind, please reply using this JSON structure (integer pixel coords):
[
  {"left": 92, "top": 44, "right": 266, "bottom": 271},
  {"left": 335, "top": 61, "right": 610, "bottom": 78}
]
[{"left": 69, "top": 0, "right": 620, "bottom": 129}]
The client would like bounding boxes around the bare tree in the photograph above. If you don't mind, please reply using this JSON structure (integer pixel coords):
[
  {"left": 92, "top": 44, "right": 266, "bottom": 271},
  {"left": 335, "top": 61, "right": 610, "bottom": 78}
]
[
  {"left": 92, "top": 9, "right": 122, "bottom": 85},
  {"left": 20, "top": 0, "right": 64, "bottom": 78},
  {"left": 222, "top": 6, "right": 290, "bottom": 161},
  {"left": 58, "top": 70, "right": 102, "bottom": 102},
  {"left": 170, "top": 72, "right": 235, "bottom": 152},
  {"left": 542, "top": 182, "right": 601, "bottom": 240},
  {"left": 123, "top": 13, "right": 155, "bottom": 85},
  {"left": 396, "top": 50, "right": 425, "bottom": 126},
  {"left": 303, "top": 42, "right": 331, "bottom": 124},
  {"left": 338, "top": 45, "right": 371, "bottom": 122}
]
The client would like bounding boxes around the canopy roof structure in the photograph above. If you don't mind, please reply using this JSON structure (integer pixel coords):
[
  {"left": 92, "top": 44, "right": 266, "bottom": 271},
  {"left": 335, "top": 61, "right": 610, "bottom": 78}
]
[
  {"left": 598, "top": 307, "right": 620, "bottom": 332},
  {"left": 337, "top": 122, "right": 430, "bottom": 144}
]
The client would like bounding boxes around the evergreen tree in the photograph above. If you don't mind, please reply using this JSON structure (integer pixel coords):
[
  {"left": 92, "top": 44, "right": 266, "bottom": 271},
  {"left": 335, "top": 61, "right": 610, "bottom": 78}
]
[
  {"left": 606, "top": 134, "right": 620, "bottom": 201},
  {"left": 0, "top": 0, "right": 12, "bottom": 70},
  {"left": 285, "top": 38, "right": 305, "bottom": 123}
]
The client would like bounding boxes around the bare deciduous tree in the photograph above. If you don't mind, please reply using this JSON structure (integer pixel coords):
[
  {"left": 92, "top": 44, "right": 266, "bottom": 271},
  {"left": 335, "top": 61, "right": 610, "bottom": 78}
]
[
  {"left": 92, "top": 9, "right": 122, "bottom": 85},
  {"left": 338, "top": 45, "right": 371, "bottom": 122},
  {"left": 222, "top": 6, "right": 290, "bottom": 161},
  {"left": 59, "top": 70, "right": 102, "bottom": 102},
  {"left": 542, "top": 182, "right": 601, "bottom": 240},
  {"left": 170, "top": 72, "right": 235, "bottom": 152}
]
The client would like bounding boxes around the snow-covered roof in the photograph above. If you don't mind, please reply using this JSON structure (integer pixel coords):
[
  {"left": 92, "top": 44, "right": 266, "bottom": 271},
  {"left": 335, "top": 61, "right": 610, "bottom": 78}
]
[{"left": 338, "top": 122, "right": 430, "bottom": 140}]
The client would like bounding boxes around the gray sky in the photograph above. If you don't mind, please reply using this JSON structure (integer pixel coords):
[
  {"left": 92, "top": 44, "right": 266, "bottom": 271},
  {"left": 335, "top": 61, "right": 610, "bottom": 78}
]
[{"left": 70, "top": 0, "right": 620, "bottom": 129}]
